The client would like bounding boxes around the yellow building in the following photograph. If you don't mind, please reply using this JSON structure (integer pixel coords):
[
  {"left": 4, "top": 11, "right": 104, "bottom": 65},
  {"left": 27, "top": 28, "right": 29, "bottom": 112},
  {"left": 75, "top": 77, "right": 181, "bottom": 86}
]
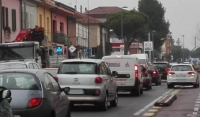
[{"left": 36, "top": 0, "right": 56, "bottom": 42}]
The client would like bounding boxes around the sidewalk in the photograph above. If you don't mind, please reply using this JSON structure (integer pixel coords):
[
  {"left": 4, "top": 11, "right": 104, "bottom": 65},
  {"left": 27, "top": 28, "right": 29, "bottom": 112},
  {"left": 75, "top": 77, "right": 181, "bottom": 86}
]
[{"left": 154, "top": 87, "right": 200, "bottom": 117}]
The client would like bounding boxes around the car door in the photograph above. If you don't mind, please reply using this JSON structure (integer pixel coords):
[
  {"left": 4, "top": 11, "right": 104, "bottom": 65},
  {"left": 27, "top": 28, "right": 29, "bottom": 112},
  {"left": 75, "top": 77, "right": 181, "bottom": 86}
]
[
  {"left": 43, "top": 73, "right": 60, "bottom": 116},
  {"left": 47, "top": 73, "right": 68, "bottom": 117}
]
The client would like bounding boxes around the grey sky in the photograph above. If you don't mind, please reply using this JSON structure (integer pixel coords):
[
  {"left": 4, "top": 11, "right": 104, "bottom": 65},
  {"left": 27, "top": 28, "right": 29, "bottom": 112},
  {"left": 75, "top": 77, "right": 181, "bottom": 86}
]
[{"left": 57, "top": 0, "right": 200, "bottom": 50}]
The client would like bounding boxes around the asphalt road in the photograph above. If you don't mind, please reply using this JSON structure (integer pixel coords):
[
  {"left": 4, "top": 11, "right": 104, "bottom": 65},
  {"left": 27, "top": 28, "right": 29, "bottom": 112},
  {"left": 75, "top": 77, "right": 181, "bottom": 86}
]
[{"left": 71, "top": 82, "right": 173, "bottom": 117}]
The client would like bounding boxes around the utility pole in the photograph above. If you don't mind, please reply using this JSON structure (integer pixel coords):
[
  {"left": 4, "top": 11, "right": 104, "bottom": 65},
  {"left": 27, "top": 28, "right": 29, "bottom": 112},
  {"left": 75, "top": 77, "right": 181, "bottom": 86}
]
[
  {"left": 23, "top": 0, "right": 27, "bottom": 29},
  {"left": 121, "top": 10, "right": 123, "bottom": 42},
  {"left": 182, "top": 35, "right": 185, "bottom": 62},
  {"left": 148, "top": 33, "right": 151, "bottom": 62},
  {"left": 152, "top": 30, "right": 155, "bottom": 62},
  {"left": 87, "top": 0, "right": 90, "bottom": 58},
  {"left": 0, "top": 0, "right": 2, "bottom": 43}
]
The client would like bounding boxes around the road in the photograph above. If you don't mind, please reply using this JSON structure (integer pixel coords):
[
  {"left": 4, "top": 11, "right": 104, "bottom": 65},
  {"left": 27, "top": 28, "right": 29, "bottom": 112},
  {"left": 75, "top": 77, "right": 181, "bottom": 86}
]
[{"left": 71, "top": 82, "right": 173, "bottom": 117}]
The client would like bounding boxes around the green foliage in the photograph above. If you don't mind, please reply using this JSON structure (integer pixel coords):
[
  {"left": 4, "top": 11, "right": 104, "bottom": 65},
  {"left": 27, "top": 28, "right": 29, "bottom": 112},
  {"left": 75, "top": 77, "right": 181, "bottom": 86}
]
[
  {"left": 104, "top": 10, "right": 148, "bottom": 54},
  {"left": 191, "top": 47, "right": 200, "bottom": 58},
  {"left": 138, "top": 0, "right": 170, "bottom": 51}
]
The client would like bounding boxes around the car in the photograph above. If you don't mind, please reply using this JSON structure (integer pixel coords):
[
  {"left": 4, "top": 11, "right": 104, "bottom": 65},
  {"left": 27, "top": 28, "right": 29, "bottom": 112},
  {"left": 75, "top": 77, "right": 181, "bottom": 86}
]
[
  {"left": 102, "top": 55, "right": 143, "bottom": 96},
  {"left": 153, "top": 62, "right": 170, "bottom": 80},
  {"left": 167, "top": 64, "right": 200, "bottom": 88},
  {"left": 56, "top": 59, "right": 118, "bottom": 111},
  {"left": 147, "top": 65, "right": 161, "bottom": 85},
  {"left": 0, "top": 87, "right": 13, "bottom": 117},
  {"left": 141, "top": 66, "right": 152, "bottom": 90},
  {"left": 0, "top": 61, "right": 41, "bottom": 70},
  {"left": 43, "top": 68, "right": 58, "bottom": 77},
  {"left": 0, "top": 69, "right": 71, "bottom": 117}
]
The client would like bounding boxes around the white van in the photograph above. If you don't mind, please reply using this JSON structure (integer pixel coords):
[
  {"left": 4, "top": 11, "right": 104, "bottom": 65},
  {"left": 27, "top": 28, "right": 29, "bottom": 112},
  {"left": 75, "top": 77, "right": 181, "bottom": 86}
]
[
  {"left": 102, "top": 55, "right": 143, "bottom": 96},
  {"left": 131, "top": 54, "right": 149, "bottom": 67}
]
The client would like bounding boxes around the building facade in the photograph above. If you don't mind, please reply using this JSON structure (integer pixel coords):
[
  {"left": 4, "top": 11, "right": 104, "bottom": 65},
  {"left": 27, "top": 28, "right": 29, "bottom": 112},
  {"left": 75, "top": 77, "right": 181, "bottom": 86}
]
[{"left": 1, "top": 0, "right": 21, "bottom": 43}]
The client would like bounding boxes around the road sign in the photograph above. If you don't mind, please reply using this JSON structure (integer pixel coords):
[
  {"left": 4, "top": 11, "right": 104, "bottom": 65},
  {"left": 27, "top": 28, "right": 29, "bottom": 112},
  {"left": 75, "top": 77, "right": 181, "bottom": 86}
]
[
  {"left": 144, "top": 41, "right": 153, "bottom": 51},
  {"left": 191, "top": 58, "right": 199, "bottom": 65},
  {"left": 69, "top": 45, "right": 76, "bottom": 53}
]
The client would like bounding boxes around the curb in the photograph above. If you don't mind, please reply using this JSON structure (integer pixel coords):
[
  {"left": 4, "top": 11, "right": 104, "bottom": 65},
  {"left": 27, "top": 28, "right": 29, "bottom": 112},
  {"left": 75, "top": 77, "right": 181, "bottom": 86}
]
[{"left": 154, "top": 94, "right": 177, "bottom": 106}]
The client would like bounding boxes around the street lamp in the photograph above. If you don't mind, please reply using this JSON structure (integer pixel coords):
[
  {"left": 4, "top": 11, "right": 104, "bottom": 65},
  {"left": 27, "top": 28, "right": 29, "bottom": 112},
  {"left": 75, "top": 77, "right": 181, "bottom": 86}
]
[
  {"left": 121, "top": 6, "right": 128, "bottom": 43},
  {"left": 182, "top": 35, "right": 185, "bottom": 62},
  {"left": 152, "top": 30, "right": 155, "bottom": 62}
]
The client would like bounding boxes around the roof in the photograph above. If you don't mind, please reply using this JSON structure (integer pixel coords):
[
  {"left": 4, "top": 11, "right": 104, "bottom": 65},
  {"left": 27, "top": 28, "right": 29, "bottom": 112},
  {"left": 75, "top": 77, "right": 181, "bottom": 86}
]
[
  {"left": 75, "top": 12, "right": 101, "bottom": 24},
  {"left": 62, "top": 59, "right": 103, "bottom": 63},
  {"left": 0, "top": 61, "right": 33, "bottom": 64},
  {"left": 88, "top": 6, "right": 123, "bottom": 15},
  {"left": 153, "top": 62, "right": 169, "bottom": 64},
  {"left": 0, "top": 69, "right": 41, "bottom": 74}
]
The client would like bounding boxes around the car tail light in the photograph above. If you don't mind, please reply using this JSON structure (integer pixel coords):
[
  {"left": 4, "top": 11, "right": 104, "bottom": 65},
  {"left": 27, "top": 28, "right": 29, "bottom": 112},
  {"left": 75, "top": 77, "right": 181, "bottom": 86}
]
[
  {"left": 165, "top": 68, "right": 170, "bottom": 72},
  {"left": 188, "top": 72, "right": 195, "bottom": 75},
  {"left": 135, "top": 65, "right": 138, "bottom": 78},
  {"left": 168, "top": 72, "right": 175, "bottom": 75},
  {"left": 53, "top": 76, "right": 58, "bottom": 82},
  {"left": 152, "top": 71, "right": 157, "bottom": 76},
  {"left": 94, "top": 77, "right": 103, "bottom": 84},
  {"left": 27, "top": 98, "right": 41, "bottom": 108}
]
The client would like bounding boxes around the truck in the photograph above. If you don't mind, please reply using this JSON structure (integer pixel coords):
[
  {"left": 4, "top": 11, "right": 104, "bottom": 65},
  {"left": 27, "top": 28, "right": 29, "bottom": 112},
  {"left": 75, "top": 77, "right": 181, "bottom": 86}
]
[{"left": 0, "top": 26, "right": 67, "bottom": 68}]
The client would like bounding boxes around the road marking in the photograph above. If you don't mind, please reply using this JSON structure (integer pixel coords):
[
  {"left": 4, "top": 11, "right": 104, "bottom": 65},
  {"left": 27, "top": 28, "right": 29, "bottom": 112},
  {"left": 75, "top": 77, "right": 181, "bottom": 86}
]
[
  {"left": 133, "top": 89, "right": 173, "bottom": 116},
  {"left": 152, "top": 106, "right": 161, "bottom": 109},
  {"left": 170, "top": 89, "right": 181, "bottom": 95},
  {"left": 143, "top": 113, "right": 155, "bottom": 116},
  {"left": 196, "top": 101, "right": 200, "bottom": 104},
  {"left": 148, "top": 109, "right": 158, "bottom": 112},
  {"left": 194, "top": 107, "right": 199, "bottom": 111}
]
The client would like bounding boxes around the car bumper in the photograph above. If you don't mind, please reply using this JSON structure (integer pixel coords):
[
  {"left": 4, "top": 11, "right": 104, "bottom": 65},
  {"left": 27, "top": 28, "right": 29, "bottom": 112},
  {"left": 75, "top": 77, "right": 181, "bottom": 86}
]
[
  {"left": 167, "top": 77, "right": 197, "bottom": 85},
  {"left": 143, "top": 78, "right": 150, "bottom": 87},
  {"left": 152, "top": 76, "right": 159, "bottom": 83}
]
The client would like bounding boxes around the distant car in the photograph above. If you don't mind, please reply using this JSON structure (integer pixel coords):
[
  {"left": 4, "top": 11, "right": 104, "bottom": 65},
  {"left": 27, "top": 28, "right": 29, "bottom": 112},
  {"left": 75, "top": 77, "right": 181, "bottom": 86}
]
[
  {"left": 147, "top": 65, "right": 161, "bottom": 85},
  {"left": 0, "top": 61, "right": 41, "bottom": 70},
  {"left": 0, "top": 87, "right": 13, "bottom": 117},
  {"left": 141, "top": 66, "right": 152, "bottom": 90},
  {"left": 167, "top": 64, "right": 199, "bottom": 88},
  {"left": 153, "top": 62, "right": 170, "bottom": 80},
  {"left": 0, "top": 69, "right": 71, "bottom": 117},
  {"left": 57, "top": 59, "right": 119, "bottom": 111}
]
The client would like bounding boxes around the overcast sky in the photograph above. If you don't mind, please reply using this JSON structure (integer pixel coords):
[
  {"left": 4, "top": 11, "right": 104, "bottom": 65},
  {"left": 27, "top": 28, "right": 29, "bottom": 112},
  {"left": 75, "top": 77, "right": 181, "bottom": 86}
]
[{"left": 57, "top": 0, "right": 200, "bottom": 50}]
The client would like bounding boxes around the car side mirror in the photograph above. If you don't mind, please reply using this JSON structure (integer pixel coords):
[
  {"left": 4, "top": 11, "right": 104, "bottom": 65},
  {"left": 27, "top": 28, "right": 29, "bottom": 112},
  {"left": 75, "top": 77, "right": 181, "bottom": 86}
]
[
  {"left": 2, "top": 89, "right": 11, "bottom": 99},
  {"left": 62, "top": 87, "right": 70, "bottom": 94},
  {"left": 112, "top": 71, "right": 118, "bottom": 77}
]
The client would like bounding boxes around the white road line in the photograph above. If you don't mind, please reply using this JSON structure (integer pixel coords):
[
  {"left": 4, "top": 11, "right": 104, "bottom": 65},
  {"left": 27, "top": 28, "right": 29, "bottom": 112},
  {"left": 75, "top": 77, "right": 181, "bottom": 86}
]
[{"left": 133, "top": 89, "right": 173, "bottom": 116}]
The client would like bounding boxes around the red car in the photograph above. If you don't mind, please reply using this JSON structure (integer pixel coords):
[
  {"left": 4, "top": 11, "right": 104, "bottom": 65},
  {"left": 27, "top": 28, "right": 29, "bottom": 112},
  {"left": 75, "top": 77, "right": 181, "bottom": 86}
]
[{"left": 147, "top": 65, "right": 161, "bottom": 86}]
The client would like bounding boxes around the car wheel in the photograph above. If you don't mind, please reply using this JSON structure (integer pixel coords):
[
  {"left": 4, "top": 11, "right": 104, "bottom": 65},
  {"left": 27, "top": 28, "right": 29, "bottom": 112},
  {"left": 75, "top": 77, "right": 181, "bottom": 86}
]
[
  {"left": 66, "top": 108, "right": 71, "bottom": 117},
  {"left": 197, "top": 82, "right": 200, "bottom": 88},
  {"left": 100, "top": 94, "right": 108, "bottom": 111},
  {"left": 149, "top": 81, "right": 152, "bottom": 89},
  {"left": 140, "top": 87, "right": 143, "bottom": 94},
  {"left": 110, "top": 92, "right": 118, "bottom": 107},
  {"left": 167, "top": 84, "right": 173, "bottom": 89},
  {"left": 155, "top": 79, "right": 159, "bottom": 86},
  {"left": 135, "top": 85, "right": 140, "bottom": 96},
  {"left": 146, "top": 85, "right": 149, "bottom": 90}
]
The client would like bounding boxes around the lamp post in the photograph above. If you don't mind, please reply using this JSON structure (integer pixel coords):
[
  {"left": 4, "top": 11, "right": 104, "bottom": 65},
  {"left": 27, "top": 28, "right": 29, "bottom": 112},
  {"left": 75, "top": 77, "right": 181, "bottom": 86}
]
[
  {"left": 87, "top": 0, "right": 90, "bottom": 58},
  {"left": 152, "top": 30, "right": 155, "bottom": 62},
  {"left": 120, "top": 6, "right": 128, "bottom": 43}
]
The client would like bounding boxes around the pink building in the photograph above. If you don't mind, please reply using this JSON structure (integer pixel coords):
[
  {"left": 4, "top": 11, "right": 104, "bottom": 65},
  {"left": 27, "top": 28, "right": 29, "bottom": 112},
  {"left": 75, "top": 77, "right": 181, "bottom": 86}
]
[{"left": 2, "top": 0, "right": 21, "bottom": 43}]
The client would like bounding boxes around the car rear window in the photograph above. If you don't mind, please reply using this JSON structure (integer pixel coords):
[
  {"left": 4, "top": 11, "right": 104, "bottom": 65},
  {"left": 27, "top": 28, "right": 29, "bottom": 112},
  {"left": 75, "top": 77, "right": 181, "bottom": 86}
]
[
  {"left": 0, "top": 63, "right": 27, "bottom": 70},
  {"left": 139, "top": 59, "right": 146, "bottom": 65},
  {"left": 45, "top": 69, "right": 58, "bottom": 76},
  {"left": 58, "top": 62, "right": 97, "bottom": 74},
  {"left": 171, "top": 65, "right": 192, "bottom": 71},
  {"left": 148, "top": 66, "right": 155, "bottom": 70},
  {"left": 153, "top": 63, "right": 169, "bottom": 68},
  {"left": 0, "top": 73, "right": 39, "bottom": 90}
]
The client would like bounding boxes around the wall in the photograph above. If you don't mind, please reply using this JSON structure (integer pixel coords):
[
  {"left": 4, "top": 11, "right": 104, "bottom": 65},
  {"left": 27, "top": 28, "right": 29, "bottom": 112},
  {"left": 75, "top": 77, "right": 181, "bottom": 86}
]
[
  {"left": 2, "top": 0, "right": 21, "bottom": 43},
  {"left": 22, "top": 1, "right": 37, "bottom": 29},
  {"left": 89, "top": 25, "right": 100, "bottom": 47},
  {"left": 37, "top": 7, "right": 51, "bottom": 41},
  {"left": 52, "top": 13, "right": 67, "bottom": 34},
  {"left": 68, "top": 19, "right": 76, "bottom": 46}
]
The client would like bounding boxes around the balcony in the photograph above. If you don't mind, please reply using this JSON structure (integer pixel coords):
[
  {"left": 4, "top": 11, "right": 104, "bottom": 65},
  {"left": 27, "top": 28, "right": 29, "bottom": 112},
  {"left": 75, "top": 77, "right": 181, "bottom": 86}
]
[{"left": 52, "top": 31, "right": 69, "bottom": 45}]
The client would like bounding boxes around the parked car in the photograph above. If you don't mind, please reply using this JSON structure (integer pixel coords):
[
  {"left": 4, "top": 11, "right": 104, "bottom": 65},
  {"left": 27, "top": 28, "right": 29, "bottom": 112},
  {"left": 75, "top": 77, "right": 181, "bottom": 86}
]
[
  {"left": 167, "top": 64, "right": 199, "bottom": 88},
  {"left": 141, "top": 66, "right": 152, "bottom": 90},
  {"left": 56, "top": 59, "right": 118, "bottom": 111},
  {"left": 0, "top": 61, "right": 41, "bottom": 70},
  {"left": 0, "top": 87, "right": 13, "bottom": 117},
  {"left": 43, "top": 68, "right": 58, "bottom": 82},
  {"left": 153, "top": 62, "right": 170, "bottom": 80},
  {"left": 147, "top": 65, "right": 161, "bottom": 85},
  {"left": 0, "top": 69, "right": 71, "bottom": 117}
]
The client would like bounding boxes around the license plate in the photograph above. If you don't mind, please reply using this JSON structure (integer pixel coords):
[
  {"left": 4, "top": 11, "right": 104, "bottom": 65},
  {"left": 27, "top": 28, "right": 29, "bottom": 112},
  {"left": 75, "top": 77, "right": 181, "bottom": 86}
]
[
  {"left": 68, "top": 89, "right": 84, "bottom": 94},
  {"left": 176, "top": 75, "right": 186, "bottom": 77},
  {"left": 14, "top": 115, "right": 21, "bottom": 117}
]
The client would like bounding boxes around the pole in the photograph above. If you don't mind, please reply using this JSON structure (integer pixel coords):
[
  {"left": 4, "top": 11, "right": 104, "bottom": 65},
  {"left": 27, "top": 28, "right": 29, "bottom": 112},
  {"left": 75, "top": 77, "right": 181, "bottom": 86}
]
[
  {"left": 121, "top": 10, "right": 123, "bottom": 42},
  {"left": 23, "top": 0, "right": 27, "bottom": 29},
  {"left": 182, "top": 35, "right": 184, "bottom": 62},
  {"left": 0, "top": 0, "right": 2, "bottom": 43},
  {"left": 152, "top": 32, "right": 154, "bottom": 62},
  {"left": 148, "top": 33, "right": 151, "bottom": 63},
  {"left": 87, "top": 0, "right": 90, "bottom": 58}
]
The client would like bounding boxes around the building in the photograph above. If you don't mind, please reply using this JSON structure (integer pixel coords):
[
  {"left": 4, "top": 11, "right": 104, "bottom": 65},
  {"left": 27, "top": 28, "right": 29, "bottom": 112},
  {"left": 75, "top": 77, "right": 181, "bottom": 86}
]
[
  {"left": 1, "top": 0, "right": 21, "bottom": 43},
  {"left": 161, "top": 33, "right": 173, "bottom": 58}
]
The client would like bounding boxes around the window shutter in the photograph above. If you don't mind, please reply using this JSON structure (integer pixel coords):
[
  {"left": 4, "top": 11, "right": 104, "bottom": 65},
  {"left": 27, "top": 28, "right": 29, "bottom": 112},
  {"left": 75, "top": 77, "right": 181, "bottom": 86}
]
[
  {"left": 2, "top": 7, "right": 5, "bottom": 29},
  {"left": 5, "top": 7, "right": 8, "bottom": 27},
  {"left": 11, "top": 9, "right": 16, "bottom": 31}
]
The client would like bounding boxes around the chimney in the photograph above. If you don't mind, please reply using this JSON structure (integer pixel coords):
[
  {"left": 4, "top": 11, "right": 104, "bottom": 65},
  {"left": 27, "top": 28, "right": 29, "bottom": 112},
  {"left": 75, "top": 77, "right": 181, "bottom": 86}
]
[
  {"left": 74, "top": 5, "right": 77, "bottom": 11},
  {"left": 85, "top": 7, "right": 87, "bottom": 12},
  {"left": 80, "top": 5, "right": 82, "bottom": 13}
]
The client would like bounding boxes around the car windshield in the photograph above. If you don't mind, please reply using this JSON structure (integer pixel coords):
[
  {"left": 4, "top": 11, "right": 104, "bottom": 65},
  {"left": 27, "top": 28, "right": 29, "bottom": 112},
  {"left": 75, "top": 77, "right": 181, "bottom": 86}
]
[
  {"left": 153, "top": 63, "right": 169, "bottom": 69},
  {"left": 0, "top": 73, "right": 39, "bottom": 90},
  {"left": 58, "top": 62, "right": 97, "bottom": 74},
  {"left": 139, "top": 59, "right": 146, "bottom": 65},
  {"left": 171, "top": 65, "right": 192, "bottom": 71},
  {"left": 0, "top": 63, "right": 27, "bottom": 70},
  {"left": 46, "top": 69, "right": 58, "bottom": 76}
]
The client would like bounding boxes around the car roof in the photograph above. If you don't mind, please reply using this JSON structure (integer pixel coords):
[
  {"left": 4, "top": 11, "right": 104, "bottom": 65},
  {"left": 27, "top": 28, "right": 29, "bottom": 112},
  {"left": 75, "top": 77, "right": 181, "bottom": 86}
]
[
  {"left": 0, "top": 69, "right": 43, "bottom": 74},
  {"left": 171, "top": 64, "right": 193, "bottom": 66},
  {"left": 153, "top": 61, "right": 169, "bottom": 64},
  {"left": 62, "top": 59, "right": 103, "bottom": 64},
  {"left": 0, "top": 61, "right": 35, "bottom": 64}
]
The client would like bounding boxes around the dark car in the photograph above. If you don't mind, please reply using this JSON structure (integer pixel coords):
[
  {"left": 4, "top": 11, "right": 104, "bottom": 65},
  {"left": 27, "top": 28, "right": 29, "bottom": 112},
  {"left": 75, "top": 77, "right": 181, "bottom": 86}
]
[
  {"left": 141, "top": 66, "right": 152, "bottom": 90},
  {"left": 153, "top": 62, "right": 170, "bottom": 80},
  {"left": 147, "top": 65, "right": 161, "bottom": 85},
  {"left": 0, "top": 87, "right": 13, "bottom": 117},
  {"left": 0, "top": 69, "right": 71, "bottom": 117}
]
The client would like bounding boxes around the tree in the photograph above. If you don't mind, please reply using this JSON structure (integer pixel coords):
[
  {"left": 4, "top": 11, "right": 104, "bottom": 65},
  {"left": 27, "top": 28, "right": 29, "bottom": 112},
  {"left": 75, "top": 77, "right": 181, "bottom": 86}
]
[
  {"left": 138, "top": 0, "right": 170, "bottom": 51},
  {"left": 104, "top": 10, "right": 148, "bottom": 55},
  {"left": 191, "top": 47, "right": 200, "bottom": 58}
]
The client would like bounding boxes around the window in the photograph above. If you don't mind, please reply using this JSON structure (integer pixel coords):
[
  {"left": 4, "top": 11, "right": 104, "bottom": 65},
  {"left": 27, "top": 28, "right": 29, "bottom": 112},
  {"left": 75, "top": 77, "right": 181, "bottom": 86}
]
[
  {"left": 2, "top": 7, "right": 5, "bottom": 28},
  {"left": 44, "top": 73, "right": 53, "bottom": 91},
  {"left": 47, "top": 17, "right": 49, "bottom": 34},
  {"left": 33, "top": 64, "right": 39, "bottom": 69},
  {"left": 0, "top": 63, "right": 27, "bottom": 70},
  {"left": 58, "top": 62, "right": 97, "bottom": 74},
  {"left": 5, "top": 7, "right": 8, "bottom": 27},
  {"left": 45, "top": 69, "right": 58, "bottom": 76},
  {"left": 39, "top": 15, "right": 42, "bottom": 26},
  {"left": 171, "top": 65, "right": 192, "bottom": 71},
  {"left": 47, "top": 73, "right": 60, "bottom": 91},
  {"left": 0, "top": 73, "right": 39, "bottom": 90},
  {"left": 60, "top": 22, "right": 64, "bottom": 32},
  {"left": 29, "top": 64, "right": 34, "bottom": 69},
  {"left": 53, "top": 20, "right": 57, "bottom": 31},
  {"left": 99, "top": 64, "right": 106, "bottom": 75},
  {"left": 11, "top": 9, "right": 16, "bottom": 31}
]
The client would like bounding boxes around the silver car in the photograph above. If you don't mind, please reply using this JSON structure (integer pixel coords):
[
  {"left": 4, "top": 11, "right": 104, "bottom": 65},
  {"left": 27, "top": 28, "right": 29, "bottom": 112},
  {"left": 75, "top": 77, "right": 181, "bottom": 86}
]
[
  {"left": 57, "top": 59, "right": 118, "bottom": 111},
  {"left": 0, "top": 69, "right": 71, "bottom": 117}
]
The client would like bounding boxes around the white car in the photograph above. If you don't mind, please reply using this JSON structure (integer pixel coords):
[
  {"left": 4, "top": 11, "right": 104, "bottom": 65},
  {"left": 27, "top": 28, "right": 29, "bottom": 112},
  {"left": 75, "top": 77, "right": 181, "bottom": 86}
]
[{"left": 167, "top": 64, "right": 199, "bottom": 88}]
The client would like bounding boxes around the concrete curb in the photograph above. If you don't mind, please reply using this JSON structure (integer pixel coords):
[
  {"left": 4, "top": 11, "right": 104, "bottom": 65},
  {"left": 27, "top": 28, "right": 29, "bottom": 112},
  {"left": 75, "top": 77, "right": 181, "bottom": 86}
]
[{"left": 154, "top": 94, "right": 177, "bottom": 107}]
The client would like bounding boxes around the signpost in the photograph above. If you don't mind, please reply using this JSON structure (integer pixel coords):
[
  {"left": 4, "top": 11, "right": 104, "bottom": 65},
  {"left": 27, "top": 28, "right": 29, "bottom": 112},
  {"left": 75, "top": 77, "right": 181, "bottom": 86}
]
[
  {"left": 69, "top": 45, "right": 76, "bottom": 53},
  {"left": 191, "top": 58, "right": 199, "bottom": 65},
  {"left": 144, "top": 41, "right": 153, "bottom": 51}
]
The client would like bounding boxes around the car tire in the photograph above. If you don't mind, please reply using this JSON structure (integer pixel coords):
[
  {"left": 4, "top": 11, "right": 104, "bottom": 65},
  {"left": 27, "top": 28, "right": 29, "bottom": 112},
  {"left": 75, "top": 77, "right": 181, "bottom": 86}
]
[
  {"left": 149, "top": 81, "right": 152, "bottom": 89},
  {"left": 140, "top": 87, "right": 143, "bottom": 94},
  {"left": 66, "top": 108, "right": 71, "bottom": 117},
  {"left": 155, "top": 79, "right": 159, "bottom": 86},
  {"left": 146, "top": 85, "right": 149, "bottom": 90},
  {"left": 167, "top": 84, "right": 173, "bottom": 89},
  {"left": 110, "top": 92, "right": 118, "bottom": 107},
  {"left": 100, "top": 94, "right": 108, "bottom": 111},
  {"left": 135, "top": 85, "right": 140, "bottom": 96}
]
